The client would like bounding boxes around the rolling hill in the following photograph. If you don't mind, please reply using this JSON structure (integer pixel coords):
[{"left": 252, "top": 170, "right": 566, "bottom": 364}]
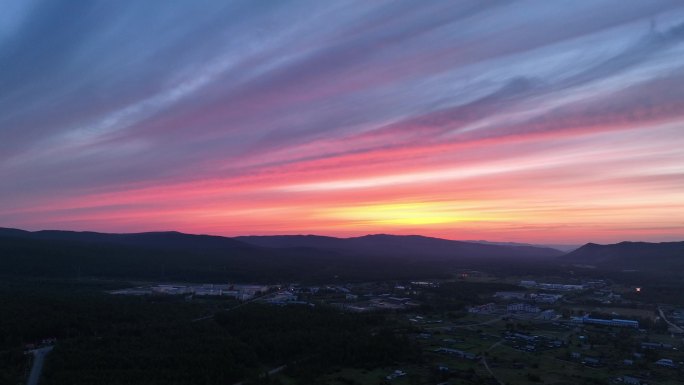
[
  {"left": 562, "top": 241, "right": 684, "bottom": 271},
  {"left": 0, "top": 228, "right": 563, "bottom": 282},
  {"left": 236, "top": 234, "right": 564, "bottom": 260}
]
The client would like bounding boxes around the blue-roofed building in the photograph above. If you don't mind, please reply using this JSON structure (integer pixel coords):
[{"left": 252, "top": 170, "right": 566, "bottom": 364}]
[{"left": 573, "top": 315, "right": 639, "bottom": 328}]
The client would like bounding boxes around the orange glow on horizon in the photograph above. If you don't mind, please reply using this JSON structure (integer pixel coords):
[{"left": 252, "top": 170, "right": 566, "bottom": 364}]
[{"left": 4, "top": 4, "right": 684, "bottom": 245}]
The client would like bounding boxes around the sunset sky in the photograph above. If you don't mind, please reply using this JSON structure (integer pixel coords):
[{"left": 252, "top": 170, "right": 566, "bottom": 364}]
[{"left": 1, "top": 0, "right": 684, "bottom": 243}]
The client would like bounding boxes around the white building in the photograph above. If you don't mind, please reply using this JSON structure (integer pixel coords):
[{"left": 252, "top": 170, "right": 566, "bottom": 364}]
[{"left": 507, "top": 303, "right": 540, "bottom": 313}]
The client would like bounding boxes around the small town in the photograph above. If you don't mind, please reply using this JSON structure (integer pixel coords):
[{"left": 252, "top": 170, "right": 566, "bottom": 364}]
[{"left": 107, "top": 272, "right": 684, "bottom": 385}]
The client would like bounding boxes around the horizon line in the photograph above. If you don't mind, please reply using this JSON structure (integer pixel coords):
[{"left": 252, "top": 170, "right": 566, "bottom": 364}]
[{"left": 4, "top": 226, "right": 684, "bottom": 247}]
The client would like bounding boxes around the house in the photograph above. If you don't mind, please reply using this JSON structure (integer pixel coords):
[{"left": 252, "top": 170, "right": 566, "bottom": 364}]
[
  {"left": 655, "top": 358, "right": 676, "bottom": 368},
  {"left": 385, "top": 370, "right": 406, "bottom": 380},
  {"left": 540, "top": 309, "right": 556, "bottom": 320},
  {"left": 641, "top": 342, "right": 672, "bottom": 350},
  {"left": 609, "top": 318, "right": 639, "bottom": 328},
  {"left": 468, "top": 303, "right": 497, "bottom": 314},
  {"left": 622, "top": 375, "right": 641, "bottom": 385},
  {"left": 334, "top": 286, "right": 351, "bottom": 294},
  {"left": 582, "top": 357, "right": 602, "bottom": 367},
  {"left": 537, "top": 283, "right": 584, "bottom": 291}
]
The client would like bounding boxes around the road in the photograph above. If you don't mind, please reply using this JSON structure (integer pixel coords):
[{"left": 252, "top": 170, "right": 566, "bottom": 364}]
[
  {"left": 658, "top": 306, "right": 684, "bottom": 334},
  {"left": 480, "top": 339, "right": 505, "bottom": 385},
  {"left": 27, "top": 346, "right": 53, "bottom": 385}
]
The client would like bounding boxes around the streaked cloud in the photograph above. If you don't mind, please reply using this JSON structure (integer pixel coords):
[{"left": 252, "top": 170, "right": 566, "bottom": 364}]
[{"left": 1, "top": 0, "right": 683, "bottom": 243}]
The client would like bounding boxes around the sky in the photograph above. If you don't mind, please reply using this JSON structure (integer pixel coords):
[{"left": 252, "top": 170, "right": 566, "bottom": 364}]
[{"left": 1, "top": 0, "right": 684, "bottom": 244}]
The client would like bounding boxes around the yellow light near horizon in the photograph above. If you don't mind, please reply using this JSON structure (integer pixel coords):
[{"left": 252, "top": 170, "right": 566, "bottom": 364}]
[{"left": 321, "top": 202, "right": 484, "bottom": 226}]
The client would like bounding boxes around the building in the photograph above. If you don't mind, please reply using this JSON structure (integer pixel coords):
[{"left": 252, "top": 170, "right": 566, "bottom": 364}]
[
  {"left": 507, "top": 303, "right": 540, "bottom": 313},
  {"left": 582, "top": 357, "right": 602, "bottom": 367},
  {"left": 530, "top": 293, "right": 563, "bottom": 303},
  {"left": 237, "top": 284, "right": 269, "bottom": 295},
  {"left": 221, "top": 290, "right": 239, "bottom": 297},
  {"left": 468, "top": 303, "right": 496, "bottom": 314},
  {"left": 540, "top": 309, "right": 556, "bottom": 320},
  {"left": 386, "top": 370, "right": 406, "bottom": 380},
  {"left": 538, "top": 283, "right": 585, "bottom": 291},
  {"left": 494, "top": 291, "right": 526, "bottom": 300},
  {"left": 622, "top": 376, "right": 641, "bottom": 385},
  {"left": 641, "top": 342, "right": 673, "bottom": 350},
  {"left": 655, "top": 358, "right": 676, "bottom": 368},
  {"left": 265, "top": 291, "right": 298, "bottom": 305},
  {"left": 434, "top": 348, "right": 477, "bottom": 360},
  {"left": 571, "top": 315, "right": 639, "bottom": 328},
  {"left": 151, "top": 285, "right": 192, "bottom": 295}
]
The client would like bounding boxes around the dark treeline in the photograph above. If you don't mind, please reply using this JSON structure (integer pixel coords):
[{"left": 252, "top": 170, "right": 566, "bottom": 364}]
[
  {"left": 43, "top": 305, "right": 421, "bottom": 385},
  {"left": 418, "top": 281, "right": 524, "bottom": 312},
  {"left": 0, "top": 279, "right": 420, "bottom": 385},
  {"left": 0, "top": 278, "right": 210, "bottom": 385},
  {"left": 216, "top": 306, "right": 421, "bottom": 383}
]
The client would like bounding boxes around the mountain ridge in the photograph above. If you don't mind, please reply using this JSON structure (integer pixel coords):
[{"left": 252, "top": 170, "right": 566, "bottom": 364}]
[
  {"left": 562, "top": 240, "right": 684, "bottom": 271},
  {"left": 2, "top": 227, "right": 682, "bottom": 281},
  {"left": 235, "top": 233, "right": 565, "bottom": 259},
  {"left": 0, "top": 227, "right": 563, "bottom": 282}
]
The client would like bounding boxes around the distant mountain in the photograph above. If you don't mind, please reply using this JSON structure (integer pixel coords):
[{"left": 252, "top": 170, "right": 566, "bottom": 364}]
[
  {"left": 562, "top": 241, "right": 684, "bottom": 271},
  {"left": 0, "top": 228, "right": 361, "bottom": 282},
  {"left": 464, "top": 240, "right": 579, "bottom": 253},
  {"left": 234, "top": 234, "right": 345, "bottom": 250},
  {"left": 236, "top": 234, "right": 564, "bottom": 259},
  {"left": 0, "top": 228, "right": 251, "bottom": 251},
  {"left": 0, "top": 228, "right": 562, "bottom": 282}
]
